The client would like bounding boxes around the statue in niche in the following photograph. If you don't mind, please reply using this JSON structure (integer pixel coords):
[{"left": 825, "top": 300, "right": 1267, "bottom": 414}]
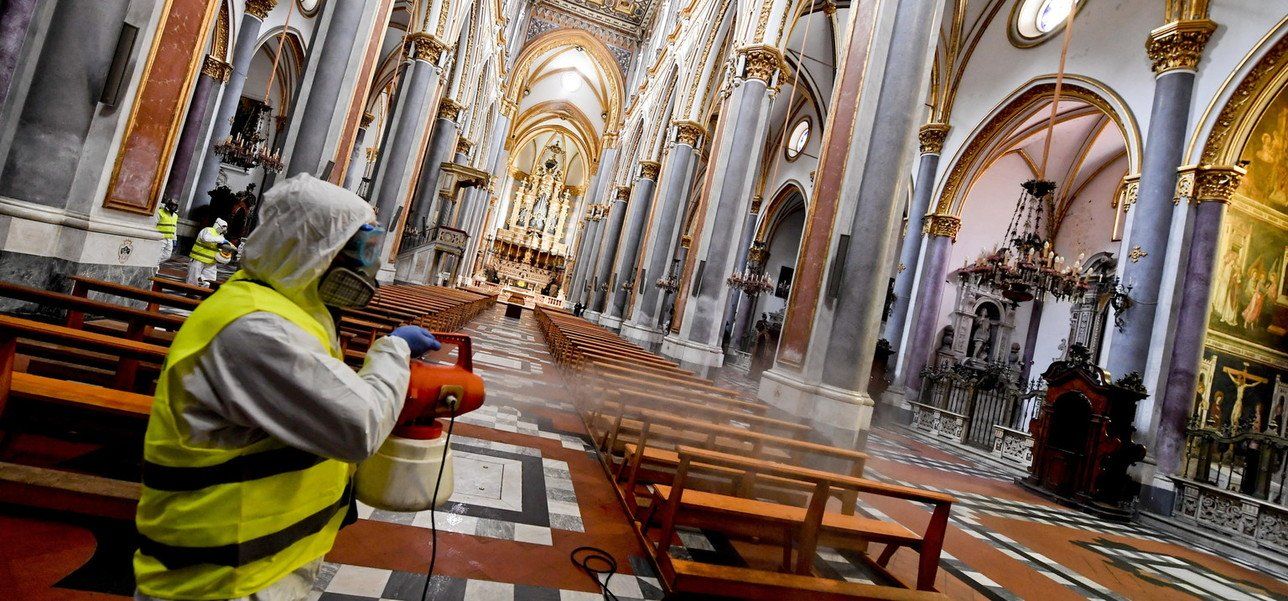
[
  {"left": 1007, "top": 343, "right": 1022, "bottom": 367},
  {"left": 938, "top": 325, "right": 954, "bottom": 351},
  {"left": 970, "top": 310, "right": 994, "bottom": 360},
  {"left": 516, "top": 207, "right": 528, "bottom": 227}
]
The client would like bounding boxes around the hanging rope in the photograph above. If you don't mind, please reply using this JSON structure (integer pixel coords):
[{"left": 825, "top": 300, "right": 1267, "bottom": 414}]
[
  {"left": 261, "top": 0, "right": 297, "bottom": 113},
  {"left": 762, "top": 0, "right": 817, "bottom": 215},
  {"left": 1038, "top": 2, "right": 1078, "bottom": 180}
]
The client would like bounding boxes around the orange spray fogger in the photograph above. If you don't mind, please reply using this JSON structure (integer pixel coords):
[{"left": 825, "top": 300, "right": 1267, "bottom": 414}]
[{"left": 355, "top": 333, "right": 485, "bottom": 511}]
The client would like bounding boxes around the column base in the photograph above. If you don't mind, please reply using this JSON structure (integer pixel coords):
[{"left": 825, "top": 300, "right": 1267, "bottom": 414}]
[
  {"left": 1139, "top": 473, "right": 1177, "bottom": 516},
  {"left": 620, "top": 322, "right": 662, "bottom": 345},
  {"left": 599, "top": 314, "right": 624, "bottom": 330},
  {"left": 876, "top": 385, "right": 913, "bottom": 427},
  {"left": 759, "top": 368, "right": 874, "bottom": 449},
  {"left": 660, "top": 335, "right": 725, "bottom": 368},
  {"left": 584, "top": 311, "right": 602, "bottom": 323}
]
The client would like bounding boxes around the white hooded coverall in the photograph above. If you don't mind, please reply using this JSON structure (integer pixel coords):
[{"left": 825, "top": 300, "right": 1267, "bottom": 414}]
[{"left": 137, "top": 175, "right": 411, "bottom": 601}]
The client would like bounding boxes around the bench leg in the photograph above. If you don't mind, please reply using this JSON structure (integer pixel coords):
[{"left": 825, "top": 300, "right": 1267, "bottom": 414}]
[
  {"left": 917, "top": 503, "right": 951, "bottom": 591},
  {"left": 877, "top": 543, "right": 898, "bottom": 566}
]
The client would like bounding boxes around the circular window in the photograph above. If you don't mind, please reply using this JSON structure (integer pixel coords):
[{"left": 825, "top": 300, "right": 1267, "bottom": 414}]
[
  {"left": 297, "top": 0, "right": 321, "bottom": 17},
  {"left": 785, "top": 117, "right": 810, "bottom": 160},
  {"left": 1009, "top": 0, "right": 1081, "bottom": 48}
]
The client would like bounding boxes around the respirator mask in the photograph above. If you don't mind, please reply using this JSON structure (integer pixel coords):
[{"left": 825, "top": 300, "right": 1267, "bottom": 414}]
[{"left": 318, "top": 223, "right": 385, "bottom": 308}]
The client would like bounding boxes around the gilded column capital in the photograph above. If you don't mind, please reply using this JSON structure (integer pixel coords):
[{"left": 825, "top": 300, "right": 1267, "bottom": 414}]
[
  {"left": 439, "top": 99, "right": 464, "bottom": 122},
  {"left": 918, "top": 123, "right": 951, "bottom": 155},
  {"left": 1146, "top": 19, "right": 1217, "bottom": 74},
  {"left": 750, "top": 195, "right": 764, "bottom": 214},
  {"left": 202, "top": 56, "right": 232, "bottom": 82},
  {"left": 680, "top": 234, "right": 692, "bottom": 248},
  {"left": 672, "top": 120, "right": 706, "bottom": 146},
  {"left": 406, "top": 32, "right": 448, "bottom": 64},
  {"left": 922, "top": 213, "right": 961, "bottom": 240},
  {"left": 1183, "top": 163, "right": 1247, "bottom": 204},
  {"left": 501, "top": 98, "right": 518, "bottom": 118},
  {"left": 638, "top": 161, "right": 661, "bottom": 181},
  {"left": 602, "top": 130, "right": 620, "bottom": 148},
  {"left": 738, "top": 45, "right": 785, "bottom": 83},
  {"left": 1116, "top": 174, "right": 1140, "bottom": 211},
  {"left": 615, "top": 186, "right": 632, "bottom": 202},
  {"left": 361, "top": 112, "right": 375, "bottom": 127},
  {"left": 456, "top": 137, "right": 474, "bottom": 157},
  {"left": 244, "top": 0, "right": 277, "bottom": 20}
]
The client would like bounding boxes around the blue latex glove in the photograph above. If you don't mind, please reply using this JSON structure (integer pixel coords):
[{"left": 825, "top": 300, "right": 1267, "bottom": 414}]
[{"left": 390, "top": 326, "right": 441, "bottom": 357}]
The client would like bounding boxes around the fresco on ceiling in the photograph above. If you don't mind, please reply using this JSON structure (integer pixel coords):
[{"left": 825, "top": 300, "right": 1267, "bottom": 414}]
[{"left": 1198, "top": 83, "right": 1288, "bottom": 432}]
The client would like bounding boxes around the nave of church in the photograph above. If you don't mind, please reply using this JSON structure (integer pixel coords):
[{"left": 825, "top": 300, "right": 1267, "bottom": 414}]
[{"left": 1, "top": 0, "right": 1287, "bottom": 599}]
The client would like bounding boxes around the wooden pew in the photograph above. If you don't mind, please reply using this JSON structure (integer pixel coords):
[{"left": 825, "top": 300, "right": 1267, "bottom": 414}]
[{"left": 646, "top": 446, "right": 954, "bottom": 594}]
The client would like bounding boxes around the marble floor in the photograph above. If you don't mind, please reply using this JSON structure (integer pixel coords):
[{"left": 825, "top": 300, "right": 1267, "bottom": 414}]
[{"left": 2, "top": 304, "right": 1286, "bottom": 600}]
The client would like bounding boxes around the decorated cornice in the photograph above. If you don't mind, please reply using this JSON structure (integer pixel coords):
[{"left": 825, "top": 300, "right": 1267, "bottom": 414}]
[
  {"left": 673, "top": 120, "right": 705, "bottom": 146},
  {"left": 1115, "top": 174, "right": 1140, "bottom": 211},
  {"left": 1198, "top": 35, "right": 1287, "bottom": 165},
  {"left": 501, "top": 98, "right": 518, "bottom": 118},
  {"left": 201, "top": 56, "right": 232, "bottom": 82},
  {"left": 1177, "top": 163, "right": 1247, "bottom": 204},
  {"left": 738, "top": 45, "right": 786, "bottom": 83},
  {"left": 638, "top": 161, "right": 661, "bottom": 181},
  {"left": 456, "top": 137, "right": 475, "bottom": 157},
  {"left": 1146, "top": 19, "right": 1217, "bottom": 74},
  {"left": 602, "top": 130, "right": 620, "bottom": 149},
  {"left": 918, "top": 123, "right": 950, "bottom": 155},
  {"left": 361, "top": 112, "right": 375, "bottom": 127},
  {"left": 615, "top": 186, "right": 632, "bottom": 202},
  {"left": 438, "top": 99, "right": 464, "bottom": 122},
  {"left": 244, "top": 0, "right": 277, "bottom": 20},
  {"left": 922, "top": 213, "right": 961, "bottom": 240},
  {"left": 406, "top": 32, "right": 448, "bottom": 64}
]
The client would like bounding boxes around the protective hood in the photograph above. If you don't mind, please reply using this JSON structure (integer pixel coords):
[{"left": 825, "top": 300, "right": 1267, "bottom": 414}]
[{"left": 240, "top": 174, "right": 377, "bottom": 339}]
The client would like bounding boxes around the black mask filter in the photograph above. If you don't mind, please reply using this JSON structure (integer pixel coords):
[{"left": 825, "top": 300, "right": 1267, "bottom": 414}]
[{"left": 319, "top": 224, "right": 385, "bottom": 308}]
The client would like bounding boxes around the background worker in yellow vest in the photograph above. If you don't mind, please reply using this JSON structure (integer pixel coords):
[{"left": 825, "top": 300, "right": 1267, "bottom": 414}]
[
  {"left": 186, "top": 218, "right": 230, "bottom": 287},
  {"left": 135, "top": 174, "right": 441, "bottom": 600},
  {"left": 155, "top": 200, "right": 179, "bottom": 266}
]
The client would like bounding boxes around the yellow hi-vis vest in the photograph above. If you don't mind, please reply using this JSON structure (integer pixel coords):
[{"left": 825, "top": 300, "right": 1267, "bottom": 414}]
[
  {"left": 156, "top": 209, "right": 178, "bottom": 240},
  {"left": 189, "top": 227, "right": 221, "bottom": 264},
  {"left": 134, "top": 274, "right": 350, "bottom": 599}
]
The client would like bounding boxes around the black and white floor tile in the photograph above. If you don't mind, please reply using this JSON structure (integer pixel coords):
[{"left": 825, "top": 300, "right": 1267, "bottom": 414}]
[{"left": 308, "top": 562, "right": 665, "bottom": 601}]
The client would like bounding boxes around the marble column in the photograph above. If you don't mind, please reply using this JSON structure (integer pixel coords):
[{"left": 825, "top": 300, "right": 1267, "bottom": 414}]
[
  {"left": 161, "top": 57, "right": 229, "bottom": 206},
  {"left": 1105, "top": 20, "right": 1216, "bottom": 383},
  {"left": 901, "top": 218, "right": 958, "bottom": 396},
  {"left": 603, "top": 162, "right": 661, "bottom": 328},
  {"left": 663, "top": 50, "right": 775, "bottom": 367},
  {"left": 344, "top": 113, "right": 374, "bottom": 191},
  {"left": 568, "top": 213, "right": 597, "bottom": 304},
  {"left": 284, "top": 0, "right": 366, "bottom": 178},
  {"left": 588, "top": 186, "right": 631, "bottom": 318},
  {"left": 573, "top": 211, "right": 604, "bottom": 305},
  {"left": 1149, "top": 165, "right": 1244, "bottom": 514},
  {"left": 624, "top": 123, "right": 702, "bottom": 341},
  {"left": 883, "top": 124, "right": 949, "bottom": 379},
  {"left": 411, "top": 102, "right": 462, "bottom": 232},
  {"left": 191, "top": 0, "right": 276, "bottom": 211},
  {"left": 726, "top": 204, "right": 763, "bottom": 352},
  {"left": 371, "top": 33, "right": 444, "bottom": 231},
  {"left": 0, "top": 0, "right": 39, "bottom": 109}
]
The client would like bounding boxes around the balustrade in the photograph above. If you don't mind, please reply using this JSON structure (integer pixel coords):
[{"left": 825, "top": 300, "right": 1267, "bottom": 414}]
[{"left": 911, "top": 360, "right": 1042, "bottom": 451}]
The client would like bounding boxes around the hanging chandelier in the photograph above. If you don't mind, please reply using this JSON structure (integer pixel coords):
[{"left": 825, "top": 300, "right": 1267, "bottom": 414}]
[
  {"left": 214, "top": 0, "right": 293, "bottom": 174},
  {"left": 960, "top": 179, "right": 1088, "bottom": 303}
]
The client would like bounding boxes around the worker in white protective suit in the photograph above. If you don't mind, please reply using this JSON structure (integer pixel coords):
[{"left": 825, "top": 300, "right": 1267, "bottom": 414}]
[
  {"left": 134, "top": 174, "right": 441, "bottom": 601},
  {"left": 186, "top": 218, "right": 231, "bottom": 287}
]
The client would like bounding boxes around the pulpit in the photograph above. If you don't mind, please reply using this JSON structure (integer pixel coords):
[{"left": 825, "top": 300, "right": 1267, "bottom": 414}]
[{"left": 1021, "top": 346, "right": 1147, "bottom": 520}]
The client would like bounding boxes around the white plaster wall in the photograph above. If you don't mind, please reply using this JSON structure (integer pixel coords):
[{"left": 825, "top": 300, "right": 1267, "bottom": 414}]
[{"left": 753, "top": 207, "right": 806, "bottom": 319}]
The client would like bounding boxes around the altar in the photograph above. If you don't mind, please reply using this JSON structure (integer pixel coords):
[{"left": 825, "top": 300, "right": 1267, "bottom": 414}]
[{"left": 479, "top": 142, "right": 577, "bottom": 298}]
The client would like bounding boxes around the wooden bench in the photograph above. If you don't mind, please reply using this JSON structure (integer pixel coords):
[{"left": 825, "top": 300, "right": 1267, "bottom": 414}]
[{"left": 647, "top": 447, "right": 954, "bottom": 591}]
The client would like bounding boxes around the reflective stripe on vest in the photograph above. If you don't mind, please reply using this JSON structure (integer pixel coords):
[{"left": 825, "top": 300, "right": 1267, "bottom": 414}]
[
  {"left": 189, "top": 227, "right": 220, "bottom": 264},
  {"left": 134, "top": 276, "right": 350, "bottom": 598},
  {"left": 156, "top": 210, "right": 177, "bottom": 239}
]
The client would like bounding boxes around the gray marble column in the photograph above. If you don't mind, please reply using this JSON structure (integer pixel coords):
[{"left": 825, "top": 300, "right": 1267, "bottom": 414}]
[
  {"left": 726, "top": 207, "right": 762, "bottom": 351},
  {"left": 603, "top": 165, "right": 660, "bottom": 325},
  {"left": 162, "top": 58, "right": 227, "bottom": 206},
  {"left": 569, "top": 215, "right": 597, "bottom": 303},
  {"left": 372, "top": 40, "right": 442, "bottom": 230},
  {"left": 0, "top": 0, "right": 39, "bottom": 109},
  {"left": 284, "top": 0, "right": 365, "bottom": 178},
  {"left": 344, "top": 119, "right": 372, "bottom": 191},
  {"left": 901, "top": 225, "right": 956, "bottom": 396},
  {"left": 192, "top": 3, "right": 273, "bottom": 211},
  {"left": 411, "top": 110, "right": 460, "bottom": 231},
  {"left": 883, "top": 124, "right": 948, "bottom": 375},
  {"left": 630, "top": 135, "right": 698, "bottom": 330},
  {"left": 590, "top": 186, "right": 630, "bottom": 314},
  {"left": 1151, "top": 165, "right": 1244, "bottom": 512},
  {"left": 1106, "top": 21, "right": 1215, "bottom": 383},
  {"left": 671, "top": 76, "right": 770, "bottom": 356},
  {"left": 574, "top": 214, "right": 604, "bottom": 304}
]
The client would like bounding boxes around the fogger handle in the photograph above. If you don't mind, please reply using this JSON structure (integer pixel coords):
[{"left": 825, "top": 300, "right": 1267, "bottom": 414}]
[{"left": 430, "top": 332, "right": 473, "bottom": 372}]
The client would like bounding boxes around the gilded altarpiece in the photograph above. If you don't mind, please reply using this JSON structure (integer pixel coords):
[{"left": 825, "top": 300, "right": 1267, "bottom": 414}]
[{"left": 488, "top": 144, "right": 574, "bottom": 295}]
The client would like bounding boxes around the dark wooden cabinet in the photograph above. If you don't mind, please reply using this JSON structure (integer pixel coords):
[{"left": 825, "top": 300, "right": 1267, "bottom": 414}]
[{"left": 1020, "top": 353, "right": 1147, "bottom": 520}]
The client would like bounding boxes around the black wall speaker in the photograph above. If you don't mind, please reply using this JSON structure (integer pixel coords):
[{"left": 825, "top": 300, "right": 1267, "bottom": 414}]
[{"left": 100, "top": 22, "right": 139, "bottom": 108}]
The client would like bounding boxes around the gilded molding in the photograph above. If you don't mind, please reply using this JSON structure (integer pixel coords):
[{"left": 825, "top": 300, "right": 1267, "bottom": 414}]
[
  {"left": 1174, "top": 167, "right": 1195, "bottom": 206},
  {"left": 244, "top": 0, "right": 277, "bottom": 20},
  {"left": 673, "top": 120, "right": 705, "bottom": 146},
  {"left": 406, "top": 32, "right": 447, "bottom": 64},
  {"left": 1116, "top": 174, "right": 1140, "bottom": 211},
  {"left": 201, "top": 55, "right": 232, "bottom": 82},
  {"left": 1192, "top": 163, "right": 1247, "bottom": 204},
  {"left": 1128, "top": 245, "right": 1148, "bottom": 262},
  {"left": 918, "top": 123, "right": 950, "bottom": 155},
  {"left": 438, "top": 99, "right": 463, "bottom": 122},
  {"left": 500, "top": 98, "right": 518, "bottom": 118},
  {"left": 361, "top": 112, "right": 375, "bottom": 127},
  {"left": 922, "top": 213, "right": 961, "bottom": 240},
  {"left": 638, "top": 161, "right": 661, "bottom": 181},
  {"left": 602, "top": 130, "right": 619, "bottom": 149},
  {"left": 1198, "top": 36, "right": 1288, "bottom": 165},
  {"left": 680, "top": 235, "right": 692, "bottom": 248},
  {"left": 738, "top": 45, "right": 785, "bottom": 83},
  {"left": 750, "top": 195, "right": 763, "bottom": 214},
  {"left": 1146, "top": 19, "right": 1216, "bottom": 74}
]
